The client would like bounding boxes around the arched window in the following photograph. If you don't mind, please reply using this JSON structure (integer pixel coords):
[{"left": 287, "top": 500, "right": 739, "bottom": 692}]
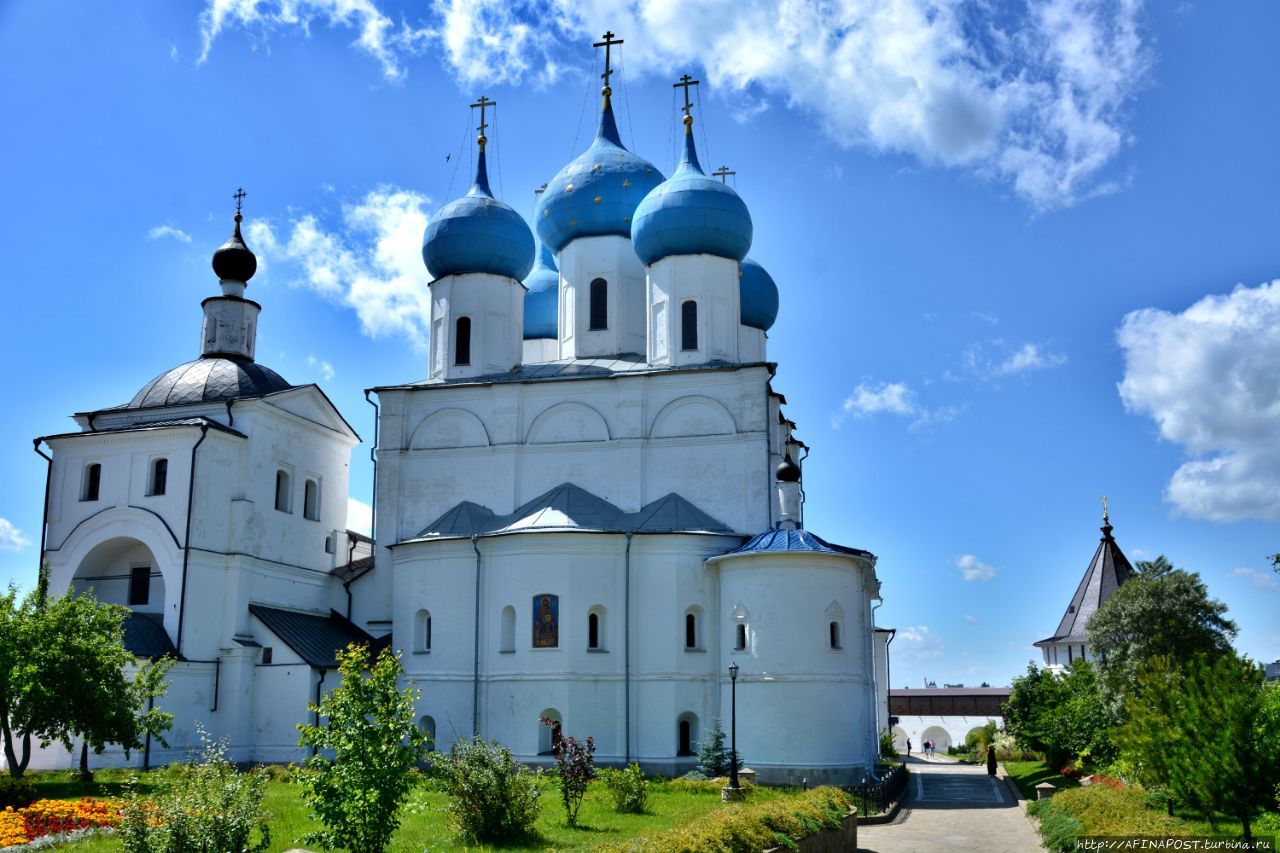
[
  {"left": 303, "top": 478, "right": 320, "bottom": 521},
  {"left": 416, "top": 609, "right": 432, "bottom": 652},
  {"left": 684, "top": 607, "right": 701, "bottom": 650},
  {"left": 829, "top": 621, "right": 842, "bottom": 650},
  {"left": 81, "top": 463, "right": 101, "bottom": 502},
  {"left": 420, "top": 715, "right": 437, "bottom": 752},
  {"left": 681, "top": 300, "right": 698, "bottom": 350},
  {"left": 274, "top": 470, "right": 291, "bottom": 512},
  {"left": 732, "top": 604, "right": 750, "bottom": 652},
  {"left": 148, "top": 458, "right": 168, "bottom": 497},
  {"left": 455, "top": 316, "right": 472, "bottom": 366},
  {"left": 589, "top": 278, "right": 608, "bottom": 330},
  {"left": 825, "top": 602, "right": 844, "bottom": 652},
  {"left": 500, "top": 605, "right": 516, "bottom": 653},
  {"left": 677, "top": 713, "right": 699, "bottom": 756},
  {"left": 587, "top": 606, "right": 607, "bottom": 651},
  {"left": 539, "top": 709, "right": 562, "bottom": 755}
]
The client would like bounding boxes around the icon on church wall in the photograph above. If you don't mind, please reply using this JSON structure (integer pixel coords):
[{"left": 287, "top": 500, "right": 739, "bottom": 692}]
[{"left": 533, "top": 594, "right": 559, "bottom": 648}]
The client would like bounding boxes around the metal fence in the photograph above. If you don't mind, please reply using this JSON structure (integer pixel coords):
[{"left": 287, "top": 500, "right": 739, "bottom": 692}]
[{"left": 847, "top": 764, "right": 909, "bottom": 817}]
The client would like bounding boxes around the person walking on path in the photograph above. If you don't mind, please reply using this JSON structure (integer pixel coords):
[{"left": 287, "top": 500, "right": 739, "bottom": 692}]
[
  {"left": 987, "top": 745, "right": 998, "bottom": 776},
  {"left": 906, "top": 738, "right": 912, "bottom": 758}
]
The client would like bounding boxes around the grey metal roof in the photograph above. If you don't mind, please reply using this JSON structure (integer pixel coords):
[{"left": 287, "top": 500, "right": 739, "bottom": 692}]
[
  {"left": 370, "top": 356, "right": 773, "bottom": 392},
  {"left": 725, "top": 528, "right": 873, "bottom": 559},
  {"left": 122, "top": 612, "right": 177, "bottom": 659},
  {"left": 249, "top": 605, "right": 376, "bottom": 669},
  {"left": 40, "top": 417, "right": 246, "bottom": 443},
  {"left": 124, "top": 357, "right": 292, "bottom": 409},
  {"left": 411, "top": 483, "right": 732, "bottom": 540},
  {"left": 330, "top": 556, "right": 375, "bottom": 584},
  {"left": 1035, "top": 520, "right": 1135, "bottom": 646}
]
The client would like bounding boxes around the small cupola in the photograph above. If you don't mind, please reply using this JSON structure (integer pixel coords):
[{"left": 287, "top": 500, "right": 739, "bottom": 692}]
[
  {"left": 201, "top": 189, "right": 262, "bottom": 361},
  {"left": 776, "top": 452, "right": 803, "bottom": 529}
]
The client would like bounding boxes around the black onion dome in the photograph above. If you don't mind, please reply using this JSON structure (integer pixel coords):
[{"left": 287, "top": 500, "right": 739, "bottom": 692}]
[
  {"left": 127, "top": 357, "right": 291, "bottom": 409},
  {"left": 212, "top": 215, "right": 258, "bottom": 282},
  {"left": 776, "top": 453, "right": 801, "bottom": 482}
]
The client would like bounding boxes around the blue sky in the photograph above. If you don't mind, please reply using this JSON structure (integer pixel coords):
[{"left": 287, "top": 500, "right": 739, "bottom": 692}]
[{"left": 2, "top": 0, "right": 1278, "bottom": 690}]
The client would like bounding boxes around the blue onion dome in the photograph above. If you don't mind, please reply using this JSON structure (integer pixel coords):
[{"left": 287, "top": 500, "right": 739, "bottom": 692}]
[
  {"left": 739, "top": 257, "right": 779, "bottom": 331},
  {"left": 212, "top": 213, "right": 257, "bottom": 282},
  {"left": 422, "top": 147, "right": 534, "bottom": 281},
  {"left": 535, "top": 93, "right": 664, "bottom": 253},
  {"left": 523, "top": 241, "right": 559, "bottom": 340},
  {"left": 631, "top": 119, "right": 753, "bottom": 266}
]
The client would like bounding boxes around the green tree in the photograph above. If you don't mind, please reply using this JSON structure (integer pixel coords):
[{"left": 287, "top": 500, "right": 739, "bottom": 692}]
[
  {"left": 1087, "top": 556, "right": 1235, "bottom": 718},
  {"left": 296, "top": 644, "right": 427, "bottom": 853},
  {"left": 1116, "top": 656, "right": 1187, "bottom": 815},
  {"left": 1004, "top": 660, "right": 1113, "bottom": 768},
  {"left": 696, "top": 716, "right": 741, "bottom": 777},
  {"left": 0, "top": 582, "right": 169, "bottom": 779}
]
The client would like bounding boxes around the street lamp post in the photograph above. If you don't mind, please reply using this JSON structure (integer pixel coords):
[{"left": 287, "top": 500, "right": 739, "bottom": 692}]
[{"left": 728, "top": 662, "right": 740, "bottom": 792}]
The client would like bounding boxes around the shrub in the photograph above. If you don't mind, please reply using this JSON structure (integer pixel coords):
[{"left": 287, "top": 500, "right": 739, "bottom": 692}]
[
  {"left": 541, "top": 718, "right": 596, "bottom": 827},
  {"left": 599, "top": 763, "right": 649, "bottom": 813},
  {"left": 878, "top": 728, "right": 899, "bottom": 760},
  {"left": 599, "top": 786, "right": 851, "bottom": 852},
  {"left": 696, "top": 717, "right": 741, "bottom": 778},
  {"left": 0, "top": 777, "right": 35, "bottom": 810},
  {"left": 258, "top": 763, "right": 294, "bottom": 784},
  {"left": 438, "top": 737, "right": 540, "bottom": 844},
  {"left": 118, "top": 734, "right": 270, "bottom": 853},
  {"left": 1027, "top": 798, "right": 1084, "bottom": 853},
  {"left": 1052, "top": 785, "right": 1190, "bottom": 838}
]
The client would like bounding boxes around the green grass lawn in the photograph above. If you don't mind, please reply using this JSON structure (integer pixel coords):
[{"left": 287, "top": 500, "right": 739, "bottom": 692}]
[
  {"left": 31, "top": 769, "right": 804, "bottom": 852},
  {"left": 1002, "top": 759, "right": 1081, "bottom": 800}
]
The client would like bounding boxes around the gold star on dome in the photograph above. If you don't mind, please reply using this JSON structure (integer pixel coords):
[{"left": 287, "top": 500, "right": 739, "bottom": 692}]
[
  {"left": 565, "top": 183, "right": 575, "bottom": 191},
  {"left": 594, "top": 196, "right": 602, "bottom": 203},
  {"left": 593, "top": 164, "right": 602, "bottom": 171},
  {"left": 622, "top": 179, "right": 631, "bottom": 187},
  {"left": 569, "top": 219, "right": 577, "bottom": 225}
]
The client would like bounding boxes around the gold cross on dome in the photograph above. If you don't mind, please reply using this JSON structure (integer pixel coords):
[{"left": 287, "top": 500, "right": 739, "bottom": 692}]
[
  {"left": 233, "top": 187, "right": 247, "bottom": 214},
  {"left": 470, "top": 96, "right": 495, "bottom": 137},
  {"left": 674, "top": 74, "right": 700, "bottom": 118},
  {"left": 593, "top": 31, "right": 624, "bottom": 89},
  {"left": 712, "top": 165, "right": 736, "bottom": 184}
]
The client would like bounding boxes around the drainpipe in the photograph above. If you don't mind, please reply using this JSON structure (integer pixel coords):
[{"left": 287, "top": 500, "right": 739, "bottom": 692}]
[
  {"left": 471, "top": 534, "right": 482, "bottom": 737},
  {"left": 363, "top": 391, "right": 379, "bottom": 542},
  {"left": 885, "top": 628, "right": 896, "bottom": 741},
  {"left": 32, "top": 440, "right": 52, "bottom": 585},
  {"left": 871, "top": 600, "right": 884, "bottom": 763},
  {"left": 343, "top": 534, "right": 357, "bottom": 620},
  {"left": 176, "top": 424, "right": 210, "bottom": 657},
  {"left": 312, "top": 668, "right": 327, "bottom": 756},
  {"left": 624, "top": 532, "right": 633, "bottom": 764}
]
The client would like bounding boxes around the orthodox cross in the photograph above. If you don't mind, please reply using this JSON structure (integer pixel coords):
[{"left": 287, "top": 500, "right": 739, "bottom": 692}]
[
  {"left": 673, "top": 74, "right": 700, "bottom": 117},
  {"left": 233, "top": 187, "right": 247, "bottom": 215},
  {"left": 712, "top": 165, "right": 736, "bottom": 184},
  {"left": 593, "top": 31, "right": 623, "bottom": 90},
  {"left": 470, "top": 96, "right": 495, "bottom": 138}
]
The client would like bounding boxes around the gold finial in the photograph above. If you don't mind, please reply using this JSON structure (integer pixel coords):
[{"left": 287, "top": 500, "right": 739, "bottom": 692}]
[
  {"left": 1102, "top": 495, "right": 1109, "bottom": 525},
  {"left": 712, "top": 165, "right": 736, "bottom": 184},
  {"left": 674, "top": 74, "right": 700, "bottom": 132},
  {"left": 470, "top": 95, "right": 494, "bottom": 150},
  {"left": 593, "top": 31, "right": 624, "bottom": 97}
]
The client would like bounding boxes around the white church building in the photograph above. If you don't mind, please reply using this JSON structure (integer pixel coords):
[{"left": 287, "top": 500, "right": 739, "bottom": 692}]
[{"left": 28, "top": 49, "right": 888, "bottom": 785}]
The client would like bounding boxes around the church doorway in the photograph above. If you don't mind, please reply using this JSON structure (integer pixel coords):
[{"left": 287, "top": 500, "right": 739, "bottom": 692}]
[
  {"left": 539, "top": 709, "right": 562, "bottom": 755},
  {"left": 73, "top": 537, "right": 166, "bottom": 618},
  {"left": 677, "top": 713, "right": 699, "bottom": 756}
]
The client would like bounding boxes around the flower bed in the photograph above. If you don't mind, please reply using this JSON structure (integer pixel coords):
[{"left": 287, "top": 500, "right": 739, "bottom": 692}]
[{"left": 0, "top": 799, "right": 121, "bottom": 848}]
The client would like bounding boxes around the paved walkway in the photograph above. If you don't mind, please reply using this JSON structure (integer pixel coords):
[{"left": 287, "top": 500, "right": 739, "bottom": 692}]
[{"left": 858, "top": 756, "right": 1044, "bottom": 853}]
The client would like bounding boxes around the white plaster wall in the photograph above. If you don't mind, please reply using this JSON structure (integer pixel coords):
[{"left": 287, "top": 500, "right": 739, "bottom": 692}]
[
  {"left": 738, "top": 326, "right": 766, "bottom": 363},
  {"left": 646, "top": 254, "right": 741, "bottom": 367},
  {"left": 892, "top": 715, "right": 1003, "bottom": 754},
  {"left": 557, "top": 235, "right": 647, "bottom": 359},
  {"left": 428, "top": 273, "right": 525, "bottom": 381},
  {"left": 250, "top": 662, "right": 316, "bottom": 763},
  {"left": 522, "top": 337, "right": 558, "bottom": 364},
  {"left": 1041, "top": 640, "right": 1093, "bottom": 674}
]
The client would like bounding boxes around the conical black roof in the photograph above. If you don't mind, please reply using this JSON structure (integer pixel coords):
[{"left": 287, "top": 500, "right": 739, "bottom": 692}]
[{"left": 1035, "top": 519, "right": 1135, "bottom": 645}]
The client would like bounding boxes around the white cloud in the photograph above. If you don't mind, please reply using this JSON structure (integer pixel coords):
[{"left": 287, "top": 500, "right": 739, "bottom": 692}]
[
  {"left": 965, "top": 339, "right": 1068, "bottom": 379},
  {"left": 832, "top": 380, "right": 958, "bottom": 430},
  {"left": 147, "top": 225, "right": 192, "bottom": 243},
  {"left": 346, "top": 497, "right": 373, "bottom": 536},
  {"left": 249, "top": 186, "right": 433, "bottom": 349},
  {"left": 196, "top": 0, "right": 1151, "bottom": 210},
  {"left": 0, "top": 518, "right": 31, "bottom": 553},
  {"left": 198, "top": 0, "right": 431, "bottom": 82},
  {"left": 963, "top": 614, "right": 979, "bottom": 624},
  {"left": 1117, "top": 280, "right": 1280, "bottom": 522},
  {"left": 972, "top": 311, "right": 1000, "bottom": 325},
  {"left": 306, "top": 355, "right": 336, "bottom": 382},
  {"left": 169, "top": 43, "right": 180, "bottom": 61},
  {"left": 1232, "top": 567, "right": 1279, "bottom": 591},
  {"left": 956, "top": 554, "right": 997, "bottom": 581},
  {"left": 896, "top": 625, "right": 945, "bottom": 659}
]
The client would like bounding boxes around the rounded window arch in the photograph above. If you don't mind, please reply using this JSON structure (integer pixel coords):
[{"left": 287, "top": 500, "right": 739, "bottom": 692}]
[
  {"left": 677, "top": 712, "right": 699, "bottom": 757},
  {"left": 454, "top": 316, "right": 472, "bottom": 366},
  {"left": 587, "top": 604, "right": 606, "bottom": 651},
  {"left": 539, "top": 709, "right": 562, "bottom": 755},
  {"left": 589, "top": 278, "right": 608, "bottom": 330},
  {"left": 420, "top": 715, "right": 437, "bottom": 751},
  {"left": 415, "top": 609, "right": 432, "bottom": 652},
  {"left": 684, "top": 606, "right": 702, "bottom": 650},
  {"left": 500, "top": 605, "right": 516, "bottom": 653},
  {"left": 829, "top": 621, "right": 842, "bottom": 650},
  {"left": 681, "top": 300, "right": 699, "bottom": 351},
  {"left": 732, "top": 603, "right": 750, "bottom": 652}
]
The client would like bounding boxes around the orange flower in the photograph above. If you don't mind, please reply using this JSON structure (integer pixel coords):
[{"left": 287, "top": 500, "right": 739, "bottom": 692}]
[{"left": 0, "top": 799, "right": 122, "bottom": 847}]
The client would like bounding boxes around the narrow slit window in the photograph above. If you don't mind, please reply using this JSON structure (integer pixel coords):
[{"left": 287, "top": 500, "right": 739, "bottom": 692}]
[
  {"left": 589, "top": 278, "right": 608, "bottom": 330},
  {"left": 303, "top": 479, "right": 320, "bottom": 521},
  {"left": 588, "top": 612, "right": 600, "bottom": 649},
  {"left": 128, "top": 566, "right": 150, "bottom": 606},
  {"left": 455, "top": 316, "right": 472, "bottom": 365},
  {"left": 82, "top": 463, "right": 101, "bottom": 502},
  {"left": 735, "top": 623, "right": 747, "bottom": 651},
  {"left": 685, "top": 613, "right": 697, "bottom": 649},
  {"left": 681, "top": 300, "right": 698, "bottom": 350},
  {"left": 829, "top": 621, "right": 841, "bottom": 649},
  {"left": 149, "top": 458, "right": 168, "bottom": 497},
  {"left": 275, "top": 470, "right": 291, "bottom": 513}
]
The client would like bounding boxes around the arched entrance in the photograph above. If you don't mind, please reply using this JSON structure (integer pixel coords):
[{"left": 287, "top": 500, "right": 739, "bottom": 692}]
[
  {"left": 73, "top": 537, "right": 166, "bottom": 617},
  {"left": 891, "top": 725, "right": 909, "bottom": 753},
  {"left": 921, "top": 725, "right": 952, "bottom": 752}
]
